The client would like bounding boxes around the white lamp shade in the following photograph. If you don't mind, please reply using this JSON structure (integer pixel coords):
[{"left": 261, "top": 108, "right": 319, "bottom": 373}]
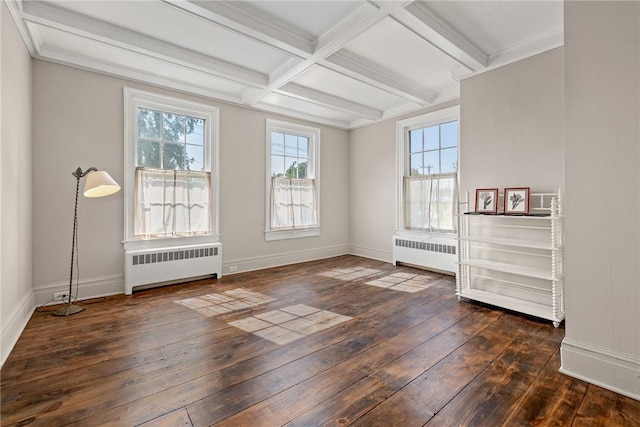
[{"left": 83, "top": 170, "right": 121, "bottom": 198}]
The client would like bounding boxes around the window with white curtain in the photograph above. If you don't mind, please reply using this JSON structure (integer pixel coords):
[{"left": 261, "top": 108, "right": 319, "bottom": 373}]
[
  {"left": 124, "top": 88, "right": 219, "bottom": 247},
  {"left": 265, "top": 119, "right": 320, "bottom": 241},
  {"left": 396, "top": 106, "right": 459, "bottom": 234},
  {"left": 134, "top": 168, "right": 211, "bottom": 238}
]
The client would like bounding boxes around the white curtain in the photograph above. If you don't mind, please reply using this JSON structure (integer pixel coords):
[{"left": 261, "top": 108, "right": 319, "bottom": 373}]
[
  {"left": 271, "top": 177, "right": 317, "bottom": 229},
  {"left": 404, "top": 172, "right": 458, "bottom": 232},
  {"left": 134, "top": 168, "right": 211, "bottom": 238}
]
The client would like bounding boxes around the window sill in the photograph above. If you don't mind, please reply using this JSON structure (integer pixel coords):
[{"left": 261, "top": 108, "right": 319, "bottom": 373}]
[
  {"left": 123, "top": 234, "right": 221, "bottom": 251},
  {"left": 395, "top": 230, "right": 456, "bottom": 240},
  {"left": 265, "top": 227, "right": 320, "bottom": 241}
]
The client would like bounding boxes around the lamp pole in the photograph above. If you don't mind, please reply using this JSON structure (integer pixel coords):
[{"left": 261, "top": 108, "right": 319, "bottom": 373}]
[{"left": 53, "top": 167, "right": 97, "bottom": 316}]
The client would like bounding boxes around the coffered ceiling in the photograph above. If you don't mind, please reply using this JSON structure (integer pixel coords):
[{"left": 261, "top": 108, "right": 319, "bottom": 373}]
[{"left": 6, "top": 0, "right": 563, "bottom": 129}]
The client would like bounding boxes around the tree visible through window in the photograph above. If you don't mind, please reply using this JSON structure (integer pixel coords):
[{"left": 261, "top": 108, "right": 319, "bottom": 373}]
[
  {"left": 137, "top": 108, "right": 205, "bottom": 171},
  {"left": 265, "top": 119, "right": 320, "bottom": 241},
  {"left": 124, "top": 88, "right": 219, "bottom": 245},
  {"left": 270, "top": 132, "right": 309, "bottom": 178}
]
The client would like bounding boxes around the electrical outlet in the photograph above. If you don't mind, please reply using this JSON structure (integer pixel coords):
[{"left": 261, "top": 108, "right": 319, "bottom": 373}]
[
  {"left": 53, "top": 292, "right": 68, "bottom": 300},
  {"left": 229, "top": 266, "right": 238, "bottom": 273}
]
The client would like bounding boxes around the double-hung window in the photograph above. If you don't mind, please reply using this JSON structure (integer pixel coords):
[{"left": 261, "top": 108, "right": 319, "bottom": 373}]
[
  {"left": 397, "top": 106, "right": 459, "bottom": 234},
  {"left": 123, "top": 88, "right": 219, "bottom": 247},
  {"left": 265, "top": 119, "right": 320, "bottom": 241}
]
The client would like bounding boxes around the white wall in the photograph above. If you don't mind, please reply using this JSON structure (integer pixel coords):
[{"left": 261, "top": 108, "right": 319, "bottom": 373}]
[
  {"left": 459, "top": 47, "right": 565, "bottom": 198},
  {"left": 561, "top": 1, "right": 640, "bottom": 400},
  {"left": 1, "top": 2, "right": 34, "bottom": 365},
  {"left": 31, "top": 60, "right": 350, "bottom": 305},
  {"left": 218, "top": 102, "right": 350, "bottom": 270}
]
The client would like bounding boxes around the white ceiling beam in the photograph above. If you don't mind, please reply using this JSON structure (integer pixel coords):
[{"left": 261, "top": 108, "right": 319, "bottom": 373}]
[
  {"left": 162, "top": 0, "right": 314, "bottom": 59},
  {"left": 279, "top": 83, "right": 383, "bottom": 121},
  {"left": 34, "top": 43, "right": 245, "bottom": 104},
  {"left": 21, "top": 1, "right": 269, "bottom": 88},
  {"left": 322, "top": 52, "right": 437, "bottom": 106},
  {"left": 313, "top": 1, "right": 399, "bottom": 56},
  {"left": 393, "top": 2, "right": 488, "bottom": 71},
  {"left": 243, "top": 1, "right": 393, "bottom": 105}
]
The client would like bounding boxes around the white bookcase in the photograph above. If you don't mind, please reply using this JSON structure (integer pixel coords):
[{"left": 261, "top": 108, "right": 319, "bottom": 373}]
[{"left": 456, "top": 189, "right": 565, "bottom": 327}]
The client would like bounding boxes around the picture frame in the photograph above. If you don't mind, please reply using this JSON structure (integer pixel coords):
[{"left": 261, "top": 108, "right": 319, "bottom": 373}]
[
  {"left": 475, "top": 188, "right": 499, "bottom": 213},
  {"left": 504, "top": 187, "right": 530, "bottom": 215}
]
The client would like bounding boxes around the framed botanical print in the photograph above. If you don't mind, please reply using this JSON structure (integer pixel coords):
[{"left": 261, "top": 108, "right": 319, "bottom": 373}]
[
  {"left": 504, "top": 187, "right": 530, "bottom": 214},
  {"left": 475, "top": 188, "right": 499, "bottom": 213}
]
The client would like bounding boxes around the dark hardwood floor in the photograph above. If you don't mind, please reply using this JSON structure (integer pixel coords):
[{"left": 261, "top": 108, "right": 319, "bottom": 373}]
[{"left": 2, "top": 255, "right": 639, "bottom": 426}]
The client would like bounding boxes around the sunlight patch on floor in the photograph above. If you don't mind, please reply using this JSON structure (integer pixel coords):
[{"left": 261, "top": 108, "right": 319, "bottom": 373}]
[
  {"left": 228, "top": 304, "right": 352, "bottom": 345},
  {"left": 317, "top": 267, "right": 382, "bottom": 281},
  {"left": 175, "top": 288, "right": 276, "bottom": 317},
  {"left": 364, "top": 272, "right": 436, "bottom": 293}
]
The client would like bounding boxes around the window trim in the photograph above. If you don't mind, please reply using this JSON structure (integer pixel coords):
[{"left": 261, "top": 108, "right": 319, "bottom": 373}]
[
  {"left": 123, "top": 87, "right": 220, "bottom": 251},
  {"left": 396, "top": 105, "right": 459, "bottom": 236},
  {"left": 265, "top": 119, "right": 321, "bottom": 241}
]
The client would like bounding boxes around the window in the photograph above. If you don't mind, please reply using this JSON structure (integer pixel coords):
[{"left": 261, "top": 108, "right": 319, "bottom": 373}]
[
  {"left": 265, "top": 119, "right": 320, "bottom": 241},
  {"left": 124, "top": 88, "right": 219, "bottom": 247},
  {"left": 396, "top": 106, "right": 459, "bottom": 234}
]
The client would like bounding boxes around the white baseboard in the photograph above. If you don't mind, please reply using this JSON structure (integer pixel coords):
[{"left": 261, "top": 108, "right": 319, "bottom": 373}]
[
  {"left": 33, "top": 274, "right": 124, "bottom": 307},
  {"left": 560, "top": 337, "right": 640, "bottom": 401},
  {"left": 222, "top": 244, "right": 350, "bottom": 275},
  {"left": 1, "top": 290, "right": 35, "bottom": 367},
  {"left": 348, "top": 245, "right": 392, "bottom": 263},
  {"left": 34, "top": 246, "right": 352, "bottom": 303}
]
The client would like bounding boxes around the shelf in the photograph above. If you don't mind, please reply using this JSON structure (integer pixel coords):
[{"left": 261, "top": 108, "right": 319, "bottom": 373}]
[
  {"left": 461, "top": 212, "right": 562, "bottom": 220},
  {"left": 458, "top": 235, "right": 553, "bottom": 250},
  {"left": 456, "top": 288, "right": 562, "bottom": 323},
  {"left": 458, "top": 259, "right": 555, "bottom": 281},
  {"left": 457, "top": 188, "right": 564, "bottom": 327}
]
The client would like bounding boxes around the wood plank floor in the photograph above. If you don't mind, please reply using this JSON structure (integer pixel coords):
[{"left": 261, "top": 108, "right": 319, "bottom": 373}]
[{"left": 2, "top": 255, "right": 639, "bottom": 426}]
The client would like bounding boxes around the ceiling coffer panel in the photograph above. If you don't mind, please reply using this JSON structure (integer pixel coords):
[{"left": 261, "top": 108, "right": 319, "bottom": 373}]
[
  {"left": 242, "top": 0, "right": 366, "bottom": 39},
  {"left": 338, "top": 17, "right": 463, "bottom": 94},
  {"left": 289, "top": 65, "right": 414, "bottom": 113},
  {"left": 422, "top": 0, "right": 564, "bottom": 57},
  {"left": 11, "top": 0, "right": 564, "bottom": 129}
]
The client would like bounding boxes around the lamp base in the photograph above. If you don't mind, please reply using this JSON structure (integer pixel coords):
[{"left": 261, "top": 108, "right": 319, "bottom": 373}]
[{"left": 52, "top": 304, "right": 84, "bottom": 316}]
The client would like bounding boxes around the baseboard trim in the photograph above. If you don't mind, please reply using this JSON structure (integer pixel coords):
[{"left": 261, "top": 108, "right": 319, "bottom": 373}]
[
  {"left": 33, "top": 246, "right": 353, "bottom": 302},
  {"left": 223, "top": 244, "right": 350, "bottom": 276},
  {"left": 1, "top": 290, "right": 35, "bottom": 367},
  {"left": 33, "top": 274, "right": 125, "bottom": 307},
  {"left": 560, "top": 337, "right": 640, "bottom": 401},
  {"left": 348, "top": 245, "right": 392, "bottom": 264}
]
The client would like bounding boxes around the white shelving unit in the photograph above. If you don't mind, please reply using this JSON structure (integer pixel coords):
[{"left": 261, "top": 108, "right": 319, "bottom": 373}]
[{"left": 456, "top": 189, "right": 565, "bottom": 327}]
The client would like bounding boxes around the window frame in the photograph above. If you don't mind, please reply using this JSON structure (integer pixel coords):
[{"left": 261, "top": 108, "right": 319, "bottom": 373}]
[
  {"left": 396, "top": 105, "right": 460, "bottom": 237},
  {"left": 123, "top": 88, "right": 220, "bottom": 251},
  {"left": 265, "top": 119, "right": 321, "bottom": 241}
]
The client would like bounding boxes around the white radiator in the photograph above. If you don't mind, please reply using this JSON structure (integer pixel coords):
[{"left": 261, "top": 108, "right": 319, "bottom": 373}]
[
  {"left": 124, "top": 243, "right": 222, "bottom": 295},
  {"left": 392, "top": 235, "right": 456, "bottom": 275}
]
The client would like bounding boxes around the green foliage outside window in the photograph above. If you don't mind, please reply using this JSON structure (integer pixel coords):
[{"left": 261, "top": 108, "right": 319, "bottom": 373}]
[{"left": 137, "top": 108, "right": 204, "bottom": 170}]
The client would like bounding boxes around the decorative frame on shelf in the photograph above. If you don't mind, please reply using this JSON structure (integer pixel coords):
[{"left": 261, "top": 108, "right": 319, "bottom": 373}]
[
  {"left": 475, "top": 188, "right": 499, "bottom": 213},
  {"left": 504, "top": 187, "right": 530, "bottom": 215}
]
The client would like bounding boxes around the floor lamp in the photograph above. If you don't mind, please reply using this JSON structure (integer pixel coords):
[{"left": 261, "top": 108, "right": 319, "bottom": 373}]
[{"left": 53, "top": 167, "right": 121, "bottom": 316}]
